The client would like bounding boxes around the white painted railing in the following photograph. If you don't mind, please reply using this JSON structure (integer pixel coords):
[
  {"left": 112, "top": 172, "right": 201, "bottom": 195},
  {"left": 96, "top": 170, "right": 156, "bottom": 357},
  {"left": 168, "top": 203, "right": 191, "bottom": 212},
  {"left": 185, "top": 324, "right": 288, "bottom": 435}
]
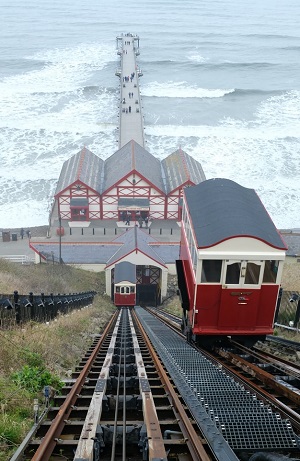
[{"left": 0, "top": 255, "right": 34, "bottom": 264}]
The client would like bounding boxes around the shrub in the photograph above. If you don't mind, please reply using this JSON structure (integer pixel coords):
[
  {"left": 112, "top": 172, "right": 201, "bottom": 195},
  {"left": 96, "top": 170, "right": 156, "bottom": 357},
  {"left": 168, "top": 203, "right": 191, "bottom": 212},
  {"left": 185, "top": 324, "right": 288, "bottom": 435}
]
[{"left": 11, "top": 365, "right": 63, "bottom": 395}]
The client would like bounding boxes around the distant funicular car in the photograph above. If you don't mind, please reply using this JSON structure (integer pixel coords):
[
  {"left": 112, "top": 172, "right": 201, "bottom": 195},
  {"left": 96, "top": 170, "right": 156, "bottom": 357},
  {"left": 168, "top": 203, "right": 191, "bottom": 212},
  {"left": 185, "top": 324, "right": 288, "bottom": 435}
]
[{"left": 114, "top": 261, "right": 136, "bottom": 307}]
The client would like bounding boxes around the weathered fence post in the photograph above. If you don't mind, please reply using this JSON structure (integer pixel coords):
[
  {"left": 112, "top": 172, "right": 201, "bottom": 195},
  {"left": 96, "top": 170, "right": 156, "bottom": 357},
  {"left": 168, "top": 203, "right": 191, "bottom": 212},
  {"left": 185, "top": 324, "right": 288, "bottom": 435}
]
[{"left": 14, "top": 290, "right": 21, "bottom": 324}]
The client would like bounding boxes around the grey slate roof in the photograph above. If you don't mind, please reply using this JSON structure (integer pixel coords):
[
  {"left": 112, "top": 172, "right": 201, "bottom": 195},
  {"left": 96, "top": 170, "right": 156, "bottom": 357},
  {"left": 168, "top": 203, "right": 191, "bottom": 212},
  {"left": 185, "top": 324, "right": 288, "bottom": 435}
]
[
  {"left": 103, "top": 140, "right": 165, "bottom": 193},
  {"left": 30, "top": 232, "right": 178, "bottom": 266},
  {"left": 162, "top": 148, "right": 206, "bottom": 194},
  {"left": 185, "top": 178, "right": 287, "bottom": 250},
  {"left": 31, "top": 243, "right": 120, "bottom": 264},
  {"left": 114, "top": 261, "right": 136, "bottom": 283},
  {"left": 149, "top": 244, "right": 180, "bottom": 263},
  {"left": 106, "top": 227, "right": 167, "bottom": 267},
  {"left": 55, "top": 148, "right": 104, "bottom": 195},
  {"left": 55, "top": 144, "right": 206, "bottom": 200},
  {"left": 281, "top": 233, "right": 300, "bottom": 257}
]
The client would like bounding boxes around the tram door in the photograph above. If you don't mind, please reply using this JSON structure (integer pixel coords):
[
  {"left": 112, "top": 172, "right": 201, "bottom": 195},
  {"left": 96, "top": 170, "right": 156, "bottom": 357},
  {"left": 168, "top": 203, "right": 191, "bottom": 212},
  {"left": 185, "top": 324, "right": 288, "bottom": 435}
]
[{"left": 218, "top": 260, "right": 262, "bottom": 329}]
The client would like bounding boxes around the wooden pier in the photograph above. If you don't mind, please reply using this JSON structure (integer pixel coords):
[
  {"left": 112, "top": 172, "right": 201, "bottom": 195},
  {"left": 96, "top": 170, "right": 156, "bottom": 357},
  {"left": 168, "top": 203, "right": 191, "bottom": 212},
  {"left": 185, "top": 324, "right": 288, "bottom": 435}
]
[{"left": 116, "top": 34, "right": 145, "bottom": 148}]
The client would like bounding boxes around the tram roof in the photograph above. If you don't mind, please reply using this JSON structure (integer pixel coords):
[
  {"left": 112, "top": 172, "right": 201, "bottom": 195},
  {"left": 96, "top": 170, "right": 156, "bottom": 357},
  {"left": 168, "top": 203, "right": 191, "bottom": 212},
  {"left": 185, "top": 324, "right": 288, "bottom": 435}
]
[
  {"left": 114, "top": 261, "right": 136, "bottom": 284},
  {"left": 184, "top": 178, "right": 287, "bottom": 250}
]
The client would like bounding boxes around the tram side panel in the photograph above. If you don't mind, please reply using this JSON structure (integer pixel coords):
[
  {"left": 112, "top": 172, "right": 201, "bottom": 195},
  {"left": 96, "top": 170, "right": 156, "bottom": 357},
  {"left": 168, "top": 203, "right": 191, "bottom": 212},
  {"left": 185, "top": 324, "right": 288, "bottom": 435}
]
[
  {"left": 178, "top": 231, "right": 196, "bottom": 330},
  {"left": 193, "top": 284, "right": 278, "bottom": 336}
]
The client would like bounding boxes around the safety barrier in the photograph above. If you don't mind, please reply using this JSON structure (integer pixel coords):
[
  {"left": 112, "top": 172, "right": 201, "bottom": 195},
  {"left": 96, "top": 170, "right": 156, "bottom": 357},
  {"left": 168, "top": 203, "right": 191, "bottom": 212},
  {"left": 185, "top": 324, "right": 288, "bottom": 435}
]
[
  {"left": 275, "top": 288, "right": 300, "bottom": 330},
  {"left": 0, "top": 290, "right": 96, "bottom": 328},
  {"left": 0, "top": 255, "right": 34, "bottom": 264}
]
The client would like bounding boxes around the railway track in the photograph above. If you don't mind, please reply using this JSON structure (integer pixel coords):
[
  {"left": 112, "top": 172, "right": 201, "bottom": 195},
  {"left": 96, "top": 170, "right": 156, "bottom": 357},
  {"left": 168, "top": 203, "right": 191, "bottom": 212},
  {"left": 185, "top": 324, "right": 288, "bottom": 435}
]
[
  {"left": 147, "top": 307, "right": 300, "bottom": 454},
  {"left": 212, "top": 341, "right": 300, "bottom": 429},
  {"left": 12, "top": 308, "right": 213, "bottom": 461},
  {"left": 151, "top": 307, "right": 300, "bottom": 414},
  {"left": 12, "top": 306, "right": 300, "bottom": 460}
]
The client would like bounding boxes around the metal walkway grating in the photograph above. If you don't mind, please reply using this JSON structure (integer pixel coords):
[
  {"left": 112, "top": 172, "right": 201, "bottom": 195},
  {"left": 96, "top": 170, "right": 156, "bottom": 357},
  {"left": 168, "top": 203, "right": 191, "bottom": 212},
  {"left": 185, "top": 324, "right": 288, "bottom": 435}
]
[{"left": 135, "top": 307, "right": 298, "bottom": 452}]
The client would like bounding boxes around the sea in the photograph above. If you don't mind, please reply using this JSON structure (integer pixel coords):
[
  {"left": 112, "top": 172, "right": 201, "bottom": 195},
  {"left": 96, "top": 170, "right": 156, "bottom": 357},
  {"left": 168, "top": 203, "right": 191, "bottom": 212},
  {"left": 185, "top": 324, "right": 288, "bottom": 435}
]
[{"left": 0, "top": 0, "right": 299, "bottom": 229}]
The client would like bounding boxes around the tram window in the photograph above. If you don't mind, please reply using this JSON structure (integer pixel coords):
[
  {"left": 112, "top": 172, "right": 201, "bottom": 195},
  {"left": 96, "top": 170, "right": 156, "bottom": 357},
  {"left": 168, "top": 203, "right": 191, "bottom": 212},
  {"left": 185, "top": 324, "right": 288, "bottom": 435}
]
[
  {"left": 225, "top": 262, "right": 241, "bottom": 284},
  {"left": 263, "top": 260, "right": 278, "bottom": 283},
  {"left": 130, "top": 286, "right": 135, "bottom": 293},
  {"left": 116, "top": 286, "right": 120, "bottom": 293},
  {"left": 201, "top": 260, "right": 222, "bottom": 283},
  {"left": 245, "top": 262, "right": 260, "bottom": 284}
]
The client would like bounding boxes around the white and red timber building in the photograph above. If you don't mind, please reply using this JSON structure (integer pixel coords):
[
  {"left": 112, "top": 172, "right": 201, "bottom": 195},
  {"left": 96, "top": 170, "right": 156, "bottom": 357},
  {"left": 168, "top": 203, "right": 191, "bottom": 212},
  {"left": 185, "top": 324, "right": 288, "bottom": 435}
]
[{"left": 51, "top": 141, "right": 205, "bottom": 225}]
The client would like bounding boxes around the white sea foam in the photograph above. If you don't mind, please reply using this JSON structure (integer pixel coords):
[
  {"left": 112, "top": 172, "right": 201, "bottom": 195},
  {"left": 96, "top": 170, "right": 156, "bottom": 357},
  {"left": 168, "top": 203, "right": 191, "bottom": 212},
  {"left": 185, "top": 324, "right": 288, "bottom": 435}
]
[
  {"left": 0, "top": 17, "right": 299, "bottom": 233},
  {"left": 187, "top": 51, "right": 209, "bottom": 64},
  {"left": 141, "top": 81, "right": 234, "bottom": 99},
  {"left": 145, "top": 90, "right": 300, "bottom": 229},
  {"left": 0, "top": 199, "right": 49, "bottom": 228},
  {"left": 0, "top": 42, "right": 119, "bottom": 228}
]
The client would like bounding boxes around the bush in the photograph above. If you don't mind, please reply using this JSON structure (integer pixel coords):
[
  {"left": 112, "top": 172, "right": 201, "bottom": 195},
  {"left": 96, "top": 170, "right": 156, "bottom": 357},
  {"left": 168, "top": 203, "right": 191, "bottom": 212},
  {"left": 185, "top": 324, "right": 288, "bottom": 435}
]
[{"left": 11, "top": 365, "right": 63, "bottom": 394}]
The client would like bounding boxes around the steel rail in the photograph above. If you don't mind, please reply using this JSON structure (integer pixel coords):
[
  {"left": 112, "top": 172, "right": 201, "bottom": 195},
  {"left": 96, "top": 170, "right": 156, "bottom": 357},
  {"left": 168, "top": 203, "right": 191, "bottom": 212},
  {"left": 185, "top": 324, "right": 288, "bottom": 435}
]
[
  {"left": 147, "top": 308, "right": 300, "bottom": 441},
  {"left": 132, "top": 309, "right": 211, "bottom": 461},
  {"left": 128, "top": 309, "right": 168, "bottom": 461},
  {"left": 110, "top": 317, "right": 123, "bottom": 461},
  {"left": 31, "top": 311, "right": 118, "bottom": 461},
  {"left": 74, "top": 311, "right": 122, "bottom": 460},
  {"left": 122, "top": 312, "right": 127, "bottom": 461},
  {"left": 231, "top": 339, "right": 300, "bottom": 376}
]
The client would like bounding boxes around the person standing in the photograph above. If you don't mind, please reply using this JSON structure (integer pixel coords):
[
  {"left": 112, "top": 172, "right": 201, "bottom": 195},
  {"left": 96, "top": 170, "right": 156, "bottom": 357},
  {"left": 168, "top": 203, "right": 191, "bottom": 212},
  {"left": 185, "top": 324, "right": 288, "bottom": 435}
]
[
  {"left": 20, "top": 228, "right": 24, "bottom": 239},
  {"left": 125, "top": 212, "right": 131, "bottom": 226}
]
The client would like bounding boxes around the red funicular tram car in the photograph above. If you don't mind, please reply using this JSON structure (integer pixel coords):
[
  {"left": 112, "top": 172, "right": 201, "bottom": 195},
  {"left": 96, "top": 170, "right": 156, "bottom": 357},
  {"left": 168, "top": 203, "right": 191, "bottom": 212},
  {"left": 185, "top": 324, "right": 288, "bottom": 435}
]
[
  {"left": 114, "top": 261, "right": 136, "bottom": 307},
  {"left": 176, "top": 178, "right": 287, "bottom": 347}
]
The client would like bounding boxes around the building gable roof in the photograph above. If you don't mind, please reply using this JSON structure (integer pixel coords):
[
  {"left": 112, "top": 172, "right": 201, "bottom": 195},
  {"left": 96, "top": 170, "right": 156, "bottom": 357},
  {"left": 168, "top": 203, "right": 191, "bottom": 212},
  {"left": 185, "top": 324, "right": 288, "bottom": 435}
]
[
  {"left": 162, "top": 148, "right": 206, "bottom": 194},
  {"left": 106, "top": 227, "right": 167, "bottom": 267},
  {"left": 185, "top": 178, "right": 287, "bottom": 249},
  {"left": 55, "top": 147, "right": 104, "bottom": 196},
  {"left": 103, "top": 140, "right": 164, "bottom": 193}
]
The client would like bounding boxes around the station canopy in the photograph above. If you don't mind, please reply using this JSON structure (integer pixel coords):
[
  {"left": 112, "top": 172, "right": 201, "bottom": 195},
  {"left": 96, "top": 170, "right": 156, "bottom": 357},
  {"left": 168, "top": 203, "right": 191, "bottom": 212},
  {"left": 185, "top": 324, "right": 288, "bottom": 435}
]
[{"left": 118, "top": 198, "right": 150, "bottom": 211}]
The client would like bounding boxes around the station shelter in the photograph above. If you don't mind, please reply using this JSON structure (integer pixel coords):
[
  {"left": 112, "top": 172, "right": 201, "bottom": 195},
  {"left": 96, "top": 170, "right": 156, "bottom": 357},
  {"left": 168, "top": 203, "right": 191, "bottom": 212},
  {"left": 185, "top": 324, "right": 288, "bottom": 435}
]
[{"left": 106, "top": 226, "right": 169, "bottom": 306}]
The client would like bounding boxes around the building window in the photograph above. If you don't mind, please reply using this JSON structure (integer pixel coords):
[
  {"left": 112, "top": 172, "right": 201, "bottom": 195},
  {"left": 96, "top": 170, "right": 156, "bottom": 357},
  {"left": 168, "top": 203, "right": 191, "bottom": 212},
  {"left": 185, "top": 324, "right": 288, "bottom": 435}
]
[
  {"left": 225, "top": 262, "right": 241, "bottom": 284},
  {"left": 245, "top": 262, "right": 261, "bottom": 284},
  {"left": 201, "top": 260, "right": 222, "bottom": 283},
  {"left": 263, "top": 260, "right": 278, "bottom": 283}
]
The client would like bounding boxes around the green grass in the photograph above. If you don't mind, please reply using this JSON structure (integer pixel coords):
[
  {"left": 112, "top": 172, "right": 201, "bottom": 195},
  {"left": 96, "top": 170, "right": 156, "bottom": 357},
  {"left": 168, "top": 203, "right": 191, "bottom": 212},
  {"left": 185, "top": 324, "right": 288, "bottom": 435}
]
[{"left": 0, "top": 260, "right": 115, "bottom": 460}]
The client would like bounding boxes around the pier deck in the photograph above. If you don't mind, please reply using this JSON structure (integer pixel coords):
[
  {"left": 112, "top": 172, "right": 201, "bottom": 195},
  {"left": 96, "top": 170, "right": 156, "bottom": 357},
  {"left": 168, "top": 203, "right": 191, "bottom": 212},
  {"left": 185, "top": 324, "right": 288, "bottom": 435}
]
[{"left": 116, "top": 34, "right": 144, "bottom": 148}]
